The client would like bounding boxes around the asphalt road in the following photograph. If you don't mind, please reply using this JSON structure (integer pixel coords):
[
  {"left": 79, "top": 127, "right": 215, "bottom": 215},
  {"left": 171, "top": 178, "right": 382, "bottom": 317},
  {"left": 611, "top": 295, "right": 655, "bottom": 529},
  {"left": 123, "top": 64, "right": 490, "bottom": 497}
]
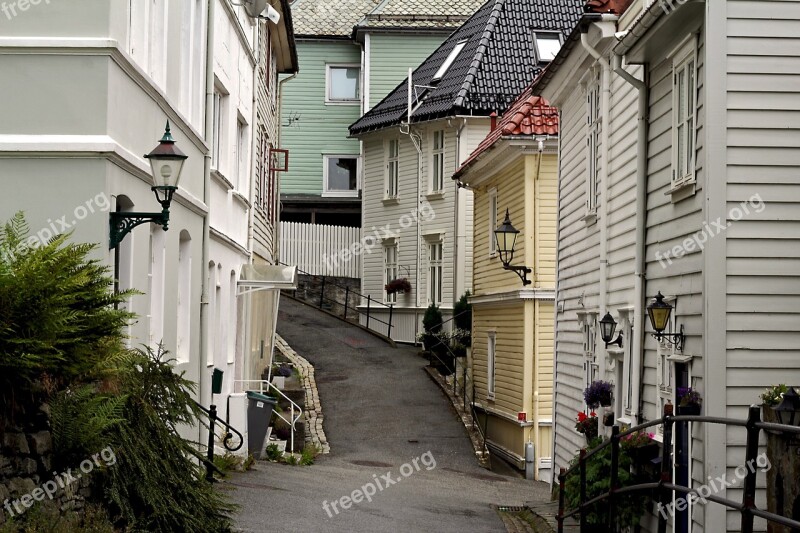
[{"left": 226, "top": 297, "right": 549, "bottom": 533}]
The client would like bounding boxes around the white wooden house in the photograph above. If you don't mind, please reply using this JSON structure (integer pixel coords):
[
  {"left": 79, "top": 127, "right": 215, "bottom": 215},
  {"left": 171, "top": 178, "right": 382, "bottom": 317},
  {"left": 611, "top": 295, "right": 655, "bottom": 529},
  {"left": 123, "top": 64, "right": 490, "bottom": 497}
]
[{"left": 537, "top": 0, "right": 800, "bottom": 530}]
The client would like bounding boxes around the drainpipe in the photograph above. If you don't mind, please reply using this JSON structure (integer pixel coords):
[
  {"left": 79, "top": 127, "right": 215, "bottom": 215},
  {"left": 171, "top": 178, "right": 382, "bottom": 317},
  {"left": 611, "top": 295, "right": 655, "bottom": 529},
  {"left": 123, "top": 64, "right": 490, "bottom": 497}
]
[
  {"left": 580, "top": 30, "right": 611, "bottom": 380},
  {"left": 454, "top": 117, "right": 467, "bottom": 299},
  {"left": 612, "top": 54, "right": 649, "bottom": 424},
  {"left": 401, "top": 69, "right": 423, "bottom": 312},
  {"left": 201, "top": 0, "right": 216, "bottom": 407},
  {"left": 276, "top": 70, "right": 298, "bottom": 263}
]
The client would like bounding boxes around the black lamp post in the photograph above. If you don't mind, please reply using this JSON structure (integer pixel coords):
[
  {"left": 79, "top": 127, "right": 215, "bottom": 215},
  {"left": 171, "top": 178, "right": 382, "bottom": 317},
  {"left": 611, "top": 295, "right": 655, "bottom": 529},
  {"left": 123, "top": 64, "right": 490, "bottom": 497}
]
[
  {"left": 775, "top": 387, "right": 800, "bottom": 427},
  {"left": 109, "top": 122, "right": 188, "bottom": 249},
  {"left": 493, "top": 209, "right": 531, "bottom": 286},
  {"left": 599, "top": 312, "right": 623, "bottom": 348},
  {"left": 646, "top": 291, "right": 685, "bottom": 351}
]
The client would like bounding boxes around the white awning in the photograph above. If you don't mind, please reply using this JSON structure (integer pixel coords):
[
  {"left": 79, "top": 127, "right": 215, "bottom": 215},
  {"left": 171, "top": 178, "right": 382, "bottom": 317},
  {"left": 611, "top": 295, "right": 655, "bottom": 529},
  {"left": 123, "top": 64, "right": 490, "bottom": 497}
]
[{"left": 237, "top": 264, "right": 297, "bottom": 295}]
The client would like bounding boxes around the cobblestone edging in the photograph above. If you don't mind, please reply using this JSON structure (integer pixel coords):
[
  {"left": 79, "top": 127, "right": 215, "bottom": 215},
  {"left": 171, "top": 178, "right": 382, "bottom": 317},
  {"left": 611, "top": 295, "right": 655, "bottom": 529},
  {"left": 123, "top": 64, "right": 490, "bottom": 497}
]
[{"left": 274, "top": 335, "right": 330, "bottom": 454}]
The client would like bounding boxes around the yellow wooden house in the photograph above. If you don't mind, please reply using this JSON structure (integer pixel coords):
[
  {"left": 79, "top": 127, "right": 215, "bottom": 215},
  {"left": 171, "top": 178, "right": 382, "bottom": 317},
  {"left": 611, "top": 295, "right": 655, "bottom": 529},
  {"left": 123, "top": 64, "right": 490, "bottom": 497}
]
[{"left": 453, "top": 91, "right": 558, "bottom": 481}]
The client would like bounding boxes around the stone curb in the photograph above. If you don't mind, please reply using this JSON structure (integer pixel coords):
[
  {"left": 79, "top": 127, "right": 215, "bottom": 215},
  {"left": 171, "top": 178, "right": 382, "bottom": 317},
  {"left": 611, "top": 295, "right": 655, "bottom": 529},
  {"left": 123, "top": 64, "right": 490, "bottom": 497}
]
[{"left": 274, "top": 334, "right": 330, "bottom": 455}]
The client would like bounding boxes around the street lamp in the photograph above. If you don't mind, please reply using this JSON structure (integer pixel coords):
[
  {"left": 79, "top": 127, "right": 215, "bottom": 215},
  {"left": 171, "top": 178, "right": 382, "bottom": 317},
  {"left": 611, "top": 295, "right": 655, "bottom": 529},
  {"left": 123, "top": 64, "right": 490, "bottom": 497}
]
[
  {"left": 774, "top": 386, "right": 800, "bottom": 427},
  {"left": 646, "top": 291, "right": 685, "bottom": 351},
  {"left": 109, "top": 122, "right": 188, "bottom": 249},
  {"left": 494, "top": 209, "right": 531, "bottom": 286},
  {"left": 599, "top": 312, "right": 623, "bottom": 348}
]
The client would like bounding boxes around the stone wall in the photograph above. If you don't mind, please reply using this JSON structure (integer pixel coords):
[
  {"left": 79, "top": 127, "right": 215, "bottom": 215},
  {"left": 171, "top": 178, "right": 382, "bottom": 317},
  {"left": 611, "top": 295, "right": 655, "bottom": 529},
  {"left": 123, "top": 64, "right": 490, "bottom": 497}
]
[
  {"left": 286, "top": 275, "right": 361, "bottom": 322},
  {"left": 0, "top": 405, "right": 94, "bottom": 526}
]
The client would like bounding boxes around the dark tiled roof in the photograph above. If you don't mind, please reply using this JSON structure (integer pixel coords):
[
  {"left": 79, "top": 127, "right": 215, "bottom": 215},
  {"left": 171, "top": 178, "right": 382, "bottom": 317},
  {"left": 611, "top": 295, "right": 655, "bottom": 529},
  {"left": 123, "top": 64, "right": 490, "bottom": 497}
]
[
  {"left": 290, "top": 0, "right": 382, "bottom": 37},
  {"left": 454, "top": 88, "right": 558, "bottom": 177},
  {"left": 349, "top": 0, "right": 583, "bottom": 135},
  {"left": 354, "top": 0, "right": 483, "bottom": 34}
]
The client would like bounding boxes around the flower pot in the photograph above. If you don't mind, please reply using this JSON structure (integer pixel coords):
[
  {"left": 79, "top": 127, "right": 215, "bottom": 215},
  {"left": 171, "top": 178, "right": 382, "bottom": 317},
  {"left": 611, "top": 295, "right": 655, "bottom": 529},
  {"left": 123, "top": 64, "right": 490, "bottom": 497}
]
[
  {"left": 631, "top": 442, "right": 660, "bottom": 465},
  {"left": 599, "top": 394, "right": 613, "bottom": 407},
  {"left": 677, "top": 404, "right": 700, "bottom": 416},
  {"left": 603, "top": 411, "right": 615, "bottom": 426}
]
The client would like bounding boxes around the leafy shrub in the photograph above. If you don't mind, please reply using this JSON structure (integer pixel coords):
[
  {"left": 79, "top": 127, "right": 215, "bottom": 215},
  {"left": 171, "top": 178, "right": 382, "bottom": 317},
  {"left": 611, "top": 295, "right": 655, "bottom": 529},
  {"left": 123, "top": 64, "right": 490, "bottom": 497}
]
[
  {"left": 0, "top": 502, "right": 115, "bottom": 533},
  {"left": 0, "top": 213, "right": 132, "bottom": 422},
  {"left": 453, "top": 291, "right": 472, "bottom": 333},
  {"left": 265, "top": 443, "right": 284, "bottom": 462},
  {"left": 422, "top": 304, "right": 443, "bottom": 334},
  {"left": 761, "top": 384, "right": 788, "bottom": 407},
  {"left": 561, "top": 438, "right": 648, "bottom": 530}
]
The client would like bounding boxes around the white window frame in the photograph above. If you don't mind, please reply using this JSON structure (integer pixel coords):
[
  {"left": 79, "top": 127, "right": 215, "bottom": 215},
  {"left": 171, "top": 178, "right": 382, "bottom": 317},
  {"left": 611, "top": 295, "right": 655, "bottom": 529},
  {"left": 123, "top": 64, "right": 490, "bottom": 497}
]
[
  {"left": 430, "top": 130, "right": 445, "bottom": 192},
  {"left": 585, "top": 74, "right": 600, "bottom": 214},
  {"left": 670, "top": 36, "right": 698, "bottom": 190},
  {"left": 325, "top": 64, "right": 361, "bottom": 104},
  {"left": 323, "top": 154, "right": 360, "bottom": 197},
  {"left": 235, "top": 117, "right": 248, "bottom": 191},
  {"left": 211, "top": 86, "right": 226, "bottom": 171},
  {"left": 428, "top": 241, "right": 443, "bottom": 305},
  {"left": 385, "top": 139, "right": 399, "bottom": 199},
  {"left": 655, "top": 296, "right": 678, "bottom": 436},
  {"left": 384, "top": 243, "right": 398, "bottom": 304},
  {"left": 487, "top": 331, "right": 496, "bottom": 400},
  {"left": 532, "top": 31, "right": 562, "bottom": 63},
  {"left": 488, "top": 188, "right": 498, "bottom": 256}
]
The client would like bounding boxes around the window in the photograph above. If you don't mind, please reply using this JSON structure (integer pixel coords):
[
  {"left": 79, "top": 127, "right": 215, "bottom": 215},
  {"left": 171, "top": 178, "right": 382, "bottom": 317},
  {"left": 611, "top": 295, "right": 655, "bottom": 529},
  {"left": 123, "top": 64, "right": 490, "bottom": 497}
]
[
  {"left": 235, "top": 118, "right": 247, "bottom": 190},
  {"left": 384, "top": 244, "right": 398, "bottom": 304},
  {"left": 431, "top": 130, "right": 445, "bottom": 192},
  {"left": 324, "top": 155, "right": 359, "bottom": 197},
  {"left": 672, "top": 41, "right": 696, "bottom": 187},
  {"left": 176, "top": 232, "right": 192, "bottom": 364},
  {"left": 428, "top": 241, "right": 443, "bottom": 305},
  {"left": 655, "top": 299, "right": 678, "bottom": 435},
  {"left": 487, "top": 331, "right": 496, "bottom": 399},
  {"left": 533, "top": 32, "right": 561, "bottom": 63},
  {"left": 433, "top": 40, "right": 467, "bottom": 81},
  {"left": 148, "top": 227, "right": 166, "bottom": 349},
  {"left": 212, "top": 88, "right": 225, "bottom": 170},
  {"left": 206, "top": 262, "right": 216, "bottom": 366},
  {"left": 489, "top": 188, "right": 498, "bottom": 255},
  {"left": 327, "top": 65, "right": 360, "bottom": 103},
  {"left": 386, "top": 139, "right": 399, "bottom": 198},
  {"left": 228, "top": 271, "right": 237, "bottom": 364},
  {"left": 577, "top": 310, "right": 598, "bottom": 411},
  {"left": 586, "top": 76, "right": 600, "bottom": 213}
]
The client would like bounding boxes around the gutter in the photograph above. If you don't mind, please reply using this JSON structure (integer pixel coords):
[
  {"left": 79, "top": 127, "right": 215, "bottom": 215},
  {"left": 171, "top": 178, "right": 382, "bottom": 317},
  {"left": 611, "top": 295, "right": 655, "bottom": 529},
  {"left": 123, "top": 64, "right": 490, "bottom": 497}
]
[
  {"left": 611, "top": 54, "right": 648, "bottom": 424},
  {"left": 580, "top": 28, "right": 613, "bottom": 381},
  {"left": 200, "top": 0, "right": 216, "bottom": 404}
]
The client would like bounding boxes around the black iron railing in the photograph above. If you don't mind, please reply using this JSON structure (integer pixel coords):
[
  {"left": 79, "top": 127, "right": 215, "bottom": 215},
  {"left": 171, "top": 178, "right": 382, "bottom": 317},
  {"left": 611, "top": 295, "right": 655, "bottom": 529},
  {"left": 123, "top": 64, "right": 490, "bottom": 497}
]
[
  {"left": 557, "top": 404, "right": 800, "bottom": 533},
  {"left": 278, "top": 263, "right": 395, "bottom": 338},
  {"left": 194, "top": 402, "right": 244, "bottom": 483}
]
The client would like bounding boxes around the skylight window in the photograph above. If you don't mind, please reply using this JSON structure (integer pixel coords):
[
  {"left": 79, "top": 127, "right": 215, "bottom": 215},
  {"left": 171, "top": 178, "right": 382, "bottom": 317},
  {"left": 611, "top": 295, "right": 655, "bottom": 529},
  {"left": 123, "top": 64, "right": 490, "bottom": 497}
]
[
  {"left": 432, "top": 40, "right": 467, "bottom": 81},
  {"left": 533, "top": 32, "right": 561, "bottom": 63}
]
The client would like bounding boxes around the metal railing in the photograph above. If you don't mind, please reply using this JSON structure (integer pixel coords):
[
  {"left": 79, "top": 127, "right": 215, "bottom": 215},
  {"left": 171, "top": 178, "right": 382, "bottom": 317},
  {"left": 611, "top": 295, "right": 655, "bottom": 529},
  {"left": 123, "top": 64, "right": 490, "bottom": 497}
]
[
  {"left": 235, "top": 379, "right": 303, "bottom": 455},
  {"left": 278, "top": 262, "right": 395, "bottom": 338},
  {"left": 557, "top": 404, "right": 800, "bottom": 533},
  {"left": 194, "top": 401, "right": 244, "bottom": 482}
]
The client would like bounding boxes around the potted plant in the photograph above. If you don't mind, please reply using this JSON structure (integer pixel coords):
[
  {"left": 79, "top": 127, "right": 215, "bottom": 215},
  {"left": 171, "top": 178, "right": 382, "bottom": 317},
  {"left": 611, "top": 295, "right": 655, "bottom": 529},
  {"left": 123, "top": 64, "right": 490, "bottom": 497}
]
[
  {"left": 385, "top": 277, "right": 411, "bottom": 295},
  {"left": 621, "top": 431, "right": 660, "bottom": 466},
  {"left": 575, "top": 411, "right": 599, "bottom": 442},
  {"left": 761, "top": 384, "right": 788, "bottom": 434},
  {"left": 677, "top": 387, "right": 702, "bottom": 415},
  {"left": 584, "top": 380, "right": 614, "bottom": 409}
]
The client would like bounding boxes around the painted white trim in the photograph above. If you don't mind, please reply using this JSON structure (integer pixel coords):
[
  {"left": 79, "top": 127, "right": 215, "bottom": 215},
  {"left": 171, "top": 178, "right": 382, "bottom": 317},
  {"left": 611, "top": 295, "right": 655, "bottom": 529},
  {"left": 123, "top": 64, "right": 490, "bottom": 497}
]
[
  {"left": 209, "top": 226, "right": 250, "bottom": 257},
  {"left": 469, "top": 289, "right": 555, "bottom": 305},
  {"left": 363, "top": 33, "right": 371, "bottom": 113},
  {"left": 325, "top": 63, "right": 361, "bottom": 105}
]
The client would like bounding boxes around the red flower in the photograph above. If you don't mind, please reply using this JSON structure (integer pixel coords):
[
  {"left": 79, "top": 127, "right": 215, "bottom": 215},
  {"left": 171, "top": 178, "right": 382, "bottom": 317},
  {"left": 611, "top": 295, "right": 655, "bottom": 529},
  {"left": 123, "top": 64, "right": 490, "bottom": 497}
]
[{"left": 577, "top": 412, "right": 587, "bottom": 422}]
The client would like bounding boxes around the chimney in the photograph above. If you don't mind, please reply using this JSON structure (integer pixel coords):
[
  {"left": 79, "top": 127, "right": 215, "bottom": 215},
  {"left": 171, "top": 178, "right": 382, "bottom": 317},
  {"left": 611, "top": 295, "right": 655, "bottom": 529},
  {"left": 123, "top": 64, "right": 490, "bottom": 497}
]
[{"left": 490, "top": 112, "right": 498, "bottom": 132}]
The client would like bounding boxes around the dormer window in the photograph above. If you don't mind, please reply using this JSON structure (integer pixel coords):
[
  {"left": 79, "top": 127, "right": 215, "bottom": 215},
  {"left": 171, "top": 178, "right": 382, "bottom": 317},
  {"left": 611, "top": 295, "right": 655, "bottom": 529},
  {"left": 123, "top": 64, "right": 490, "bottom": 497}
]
[
  {"left": 533, "top": 32, "right": 561, "bottom": 63},
  {"left": 432, "top": 39, "right": 467, "bottom": 81}
]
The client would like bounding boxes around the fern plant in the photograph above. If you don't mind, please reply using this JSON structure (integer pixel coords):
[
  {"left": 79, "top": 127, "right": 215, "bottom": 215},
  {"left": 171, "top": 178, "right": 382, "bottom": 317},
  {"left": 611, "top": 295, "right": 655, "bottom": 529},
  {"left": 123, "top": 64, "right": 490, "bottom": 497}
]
[{"left": 0, "top": 212, "right": 133, "bottom": 422}]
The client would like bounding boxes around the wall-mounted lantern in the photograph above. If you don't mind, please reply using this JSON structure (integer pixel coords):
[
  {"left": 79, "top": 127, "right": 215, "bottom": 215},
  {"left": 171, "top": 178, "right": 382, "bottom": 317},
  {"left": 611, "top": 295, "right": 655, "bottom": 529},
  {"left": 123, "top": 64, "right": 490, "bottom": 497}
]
[
  {"left": 493, "top": 209, "right": 531, "bottom": 286},
  {"left": 599, "top": 312, "right": 623, "bottom": 348},
  {"left": 646, "top": 291, "right": 685, "bottom": 351}
]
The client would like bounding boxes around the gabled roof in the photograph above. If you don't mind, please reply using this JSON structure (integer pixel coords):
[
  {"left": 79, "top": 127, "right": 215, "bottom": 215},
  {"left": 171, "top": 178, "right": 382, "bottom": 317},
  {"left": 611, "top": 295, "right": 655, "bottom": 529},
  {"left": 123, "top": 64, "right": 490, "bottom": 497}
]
[
  {"left": 454, "top": 87, "right": 559, "bottom": 178},
  {"left": 290, "top": 0, "right": 382, "bottom": 38},
  {"left": 349, "top": 0, "right": 583, "bottom": 136},
  {"left": 353, "top": 0, "right": 484, "bottom": 34}
]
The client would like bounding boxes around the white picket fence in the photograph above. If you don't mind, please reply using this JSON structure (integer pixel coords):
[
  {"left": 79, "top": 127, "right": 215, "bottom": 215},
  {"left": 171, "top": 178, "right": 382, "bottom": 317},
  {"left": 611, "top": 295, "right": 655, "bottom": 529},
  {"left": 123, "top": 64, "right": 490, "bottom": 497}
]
[{"left": 279, "top": 222, "right": 361, "bottom": 278}]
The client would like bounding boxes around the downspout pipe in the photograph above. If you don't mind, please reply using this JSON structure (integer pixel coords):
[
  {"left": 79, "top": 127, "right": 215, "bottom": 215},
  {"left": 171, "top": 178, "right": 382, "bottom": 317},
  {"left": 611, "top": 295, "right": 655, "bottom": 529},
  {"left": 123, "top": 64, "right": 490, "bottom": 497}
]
[
  {"left": 276, "top": 72, "right": 298, "bottom": 263},
  {"left": 612, "top": 53, "right": 649, "bottom": 424},
  {"left": 580, "top": 30, "right": 611, "bottom": 380},
  {"left": 201, "top": 0, "right": 216, "bottom": 406}
]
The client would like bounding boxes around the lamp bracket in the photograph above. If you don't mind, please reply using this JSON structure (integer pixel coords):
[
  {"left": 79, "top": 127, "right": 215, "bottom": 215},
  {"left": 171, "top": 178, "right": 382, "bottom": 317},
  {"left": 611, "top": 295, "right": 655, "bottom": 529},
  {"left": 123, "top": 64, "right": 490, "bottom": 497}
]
[
  {"left": 503, "top": 264, "right": 532, "bottom": 286},
  {"left": 109, "top": 210, "right": 169, "bottom": 249},
  {"left": 652, "top": 324, "right": 685, "bottom": 352},
  {"left": 604, "top": 334, "right": 623, "bottom": 349}
]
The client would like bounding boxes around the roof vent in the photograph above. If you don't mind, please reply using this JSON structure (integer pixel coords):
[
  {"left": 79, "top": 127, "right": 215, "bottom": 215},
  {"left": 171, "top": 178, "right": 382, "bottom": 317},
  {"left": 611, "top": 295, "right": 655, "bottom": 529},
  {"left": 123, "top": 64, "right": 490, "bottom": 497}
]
[{"left": 490, "top": 112, "right": 498, "bottom": 132}]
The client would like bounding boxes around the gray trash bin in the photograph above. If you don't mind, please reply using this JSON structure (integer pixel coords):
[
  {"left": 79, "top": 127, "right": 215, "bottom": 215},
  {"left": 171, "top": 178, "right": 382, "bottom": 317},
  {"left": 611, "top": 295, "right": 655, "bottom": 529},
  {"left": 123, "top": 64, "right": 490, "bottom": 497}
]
[{"left": 247, "top": 391, "right": 277, "bottom": 459}]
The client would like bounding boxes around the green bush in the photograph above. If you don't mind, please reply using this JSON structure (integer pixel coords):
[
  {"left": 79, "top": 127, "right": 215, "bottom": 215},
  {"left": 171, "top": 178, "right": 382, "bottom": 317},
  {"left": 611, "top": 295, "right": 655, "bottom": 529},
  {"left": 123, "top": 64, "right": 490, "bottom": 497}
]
[
  {"left": 0, "top": 213, "right": 132, "bottom": 422},
  {"left": 422, "top": 304, "right": 443, "bottom": 334},
  {"left": 561, "top": 437, "right": 648, "bottom": 530},
  {"left": 453, "top": 291, "right": 472, "bottom": 332}
]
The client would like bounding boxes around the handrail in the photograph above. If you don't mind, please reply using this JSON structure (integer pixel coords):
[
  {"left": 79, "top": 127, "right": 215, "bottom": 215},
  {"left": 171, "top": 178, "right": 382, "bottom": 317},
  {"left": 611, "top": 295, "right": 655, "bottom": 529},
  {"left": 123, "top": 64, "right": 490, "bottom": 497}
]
[
  {"left": 194, "top": 400, "right": 245, "bottom": 482},
  {"left": 556, "top": 404, "right": 800, "bottom": 533},
  {"left": 278, "top": 261, "right": 393, "bottom": 310},
  {"left": 235, "top": 379, "right": 303, "bottom": 456}
]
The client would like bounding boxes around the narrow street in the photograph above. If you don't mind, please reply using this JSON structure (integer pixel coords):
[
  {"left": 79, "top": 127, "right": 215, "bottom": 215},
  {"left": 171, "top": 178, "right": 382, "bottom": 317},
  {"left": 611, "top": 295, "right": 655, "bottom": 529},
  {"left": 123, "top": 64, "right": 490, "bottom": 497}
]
[{"left": 228, "top": 298, "right": 549, "bottom": 532}]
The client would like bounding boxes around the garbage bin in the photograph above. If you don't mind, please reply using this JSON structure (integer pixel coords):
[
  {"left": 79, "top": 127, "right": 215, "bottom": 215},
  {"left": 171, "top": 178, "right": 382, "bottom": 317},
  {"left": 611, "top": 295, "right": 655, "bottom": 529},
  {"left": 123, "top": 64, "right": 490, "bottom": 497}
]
[{"left": 246, "top": 391, "right": 277, "bottom": 459}]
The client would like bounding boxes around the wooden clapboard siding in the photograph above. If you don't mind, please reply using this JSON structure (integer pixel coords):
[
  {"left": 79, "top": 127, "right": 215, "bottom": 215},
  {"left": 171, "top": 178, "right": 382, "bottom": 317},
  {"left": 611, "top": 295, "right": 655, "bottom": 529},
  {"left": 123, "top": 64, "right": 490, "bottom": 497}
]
[
  {"left": 536, "top": 300, "right": 555, "bottom": 418},
  {"left": 279, "top": 39, "right": 362, "bottom": 196},
  {"left": 473, "top": 302, "right": 526, "bottom": 413}
]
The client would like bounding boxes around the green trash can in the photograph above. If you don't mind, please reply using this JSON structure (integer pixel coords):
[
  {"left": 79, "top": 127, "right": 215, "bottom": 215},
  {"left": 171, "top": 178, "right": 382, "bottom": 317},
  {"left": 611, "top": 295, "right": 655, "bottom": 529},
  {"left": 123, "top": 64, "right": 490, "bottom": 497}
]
[{"left": 246, "top": 391, "right": 277, "bottom": 459}]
